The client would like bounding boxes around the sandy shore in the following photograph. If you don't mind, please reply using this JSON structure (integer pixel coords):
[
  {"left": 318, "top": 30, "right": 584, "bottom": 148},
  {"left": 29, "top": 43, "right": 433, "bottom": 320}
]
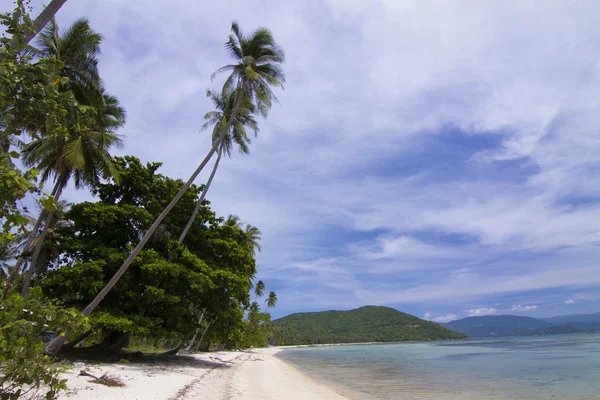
[{"left": 60, "top": 348, "right": 349, "bottom": 399}]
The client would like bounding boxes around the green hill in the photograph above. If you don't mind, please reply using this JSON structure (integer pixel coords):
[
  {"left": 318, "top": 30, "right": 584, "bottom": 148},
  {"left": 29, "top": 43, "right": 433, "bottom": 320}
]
[{"left": 273, "top": 306, "right": 467, "bottom": 345}]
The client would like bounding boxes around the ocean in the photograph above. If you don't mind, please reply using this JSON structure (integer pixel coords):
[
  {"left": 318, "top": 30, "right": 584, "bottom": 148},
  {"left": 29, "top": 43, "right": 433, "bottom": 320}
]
[{"left": 276, "top": 333, "right": 600, "bottom": 399}]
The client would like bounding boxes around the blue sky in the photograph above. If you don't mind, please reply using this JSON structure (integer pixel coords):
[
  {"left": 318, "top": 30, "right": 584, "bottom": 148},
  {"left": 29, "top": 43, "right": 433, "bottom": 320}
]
[{"left": 12, "top": 1, "right": 600, "bottom": 321}]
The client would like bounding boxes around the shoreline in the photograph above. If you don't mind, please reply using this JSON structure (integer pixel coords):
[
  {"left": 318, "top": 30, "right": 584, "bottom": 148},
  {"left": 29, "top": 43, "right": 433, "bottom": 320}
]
[{"left": 59, "top": 347, "right": 351, "bottom": 399}]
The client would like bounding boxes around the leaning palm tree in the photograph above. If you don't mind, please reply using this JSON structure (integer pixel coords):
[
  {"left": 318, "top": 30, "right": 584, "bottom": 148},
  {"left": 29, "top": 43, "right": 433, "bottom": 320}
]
[
  {"left": 254, "top": 280, "right": 265, "bottom": 303},
  {"left": 47, "top": 23, "right": 285, "bottom": 353},
  {"left": 176, "top": 88, "right": 258, "bottom": 245},
  {"left": 225, "top": 214, "right": 242, "bottom": 228},
  {"left": 24, "top": 0, "right": 68, "bottom": 45},
  {"left": 243, "top": 224, "right": 262, "bottom": 257},
  {"left": 19, "top": 99, "right": 124, "bottom": 294},
  {"left": 265, "top": 291, "right": 277, "bottom": 309}
]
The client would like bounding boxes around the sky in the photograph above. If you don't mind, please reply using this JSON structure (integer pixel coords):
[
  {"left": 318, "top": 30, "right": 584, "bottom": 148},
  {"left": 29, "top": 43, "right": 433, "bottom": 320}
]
[{"left": 9, "top": 0, "right": 600, "bottom": 321}]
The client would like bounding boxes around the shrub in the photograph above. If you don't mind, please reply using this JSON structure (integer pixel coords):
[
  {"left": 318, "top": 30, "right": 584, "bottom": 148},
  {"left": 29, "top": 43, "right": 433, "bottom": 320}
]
[{"left": 0, "top": 288, "right": 86, "bottom": 399}]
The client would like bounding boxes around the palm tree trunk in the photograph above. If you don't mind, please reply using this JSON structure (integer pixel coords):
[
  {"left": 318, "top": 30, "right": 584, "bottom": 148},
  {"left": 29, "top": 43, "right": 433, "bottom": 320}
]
[
  {"left": 196, "top": 322, "right": 212, "bottom": 351},
  {"left": 62, "top": 330, "right": 93, "bottom": 350},
  {"left": 177, "top": 148, "right": 222, "bottom": 244},
  {"left": 44, "top": 89, "right": 246, "bottom": 356},
  {"left": 3, "top": 180, "right": 61, "bottom": 297},
  {"left": 24, "top": 0, "right": 68, "bottom": 44},
  {"left": 160, "top": 339, "right": 185, "bottom": 356},
  {"left": 184, "top": 310, "right": 205, "bottom": 352},
  {"left": 21, "top": 182, "right": 64, "bottom": 296}
]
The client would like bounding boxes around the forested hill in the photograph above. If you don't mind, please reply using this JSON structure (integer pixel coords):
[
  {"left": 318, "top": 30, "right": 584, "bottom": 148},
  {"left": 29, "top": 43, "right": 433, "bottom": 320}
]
[
  {"left": 273, "top": 306, "right": 467, "bottom": 345},
  {"left": 442, "top": 313, "right": 600, "bottom": 338}
]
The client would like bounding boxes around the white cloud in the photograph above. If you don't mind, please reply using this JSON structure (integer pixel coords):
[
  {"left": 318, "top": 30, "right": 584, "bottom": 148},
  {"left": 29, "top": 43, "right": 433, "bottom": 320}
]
[
  {"left": 432, "top": 314, "right": 458, "bottom": 323},
  {"left": 565, "top": 300, "right": 575, "bottom": 305},
  {"left": 466, "top": 308, "right": 498, "bottom": 317},
  {"left": 422, "top": 312, "right": 459, "bottom": 323},
  {"left": 362, "top": 235, "right": 463, "bottom": 260},
  {"left": 512, "top": 305, "right": 539, "bottom": 312}
]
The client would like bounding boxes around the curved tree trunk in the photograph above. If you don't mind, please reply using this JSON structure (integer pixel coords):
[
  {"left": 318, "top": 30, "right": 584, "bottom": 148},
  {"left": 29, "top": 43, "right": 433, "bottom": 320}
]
[
  {"left": 195, "top": 322, "right": 212, "bottom": 351},
  {"left": 21, "top": 182, "right": 64, "bottom": 296},
  {"left": 160, "top": 340, "right": 185, "bottom": 356},
  {"left": 62, "top": 330, "right": 92, "bottom": 350},
  {"left": 44, "top": 89, "right": 245, "bottom": 356},
  {"left": 3, "top": 179, "right": 60, "bottom": 297},
  {"left": 177, "top": 148, "right": 222, "bottom": 244},
  {"left": 184, "top": 310, "right": 205, "bottom": 352},
  {"left": 24, "top": 0, "right": 68, "bottom": 44}
]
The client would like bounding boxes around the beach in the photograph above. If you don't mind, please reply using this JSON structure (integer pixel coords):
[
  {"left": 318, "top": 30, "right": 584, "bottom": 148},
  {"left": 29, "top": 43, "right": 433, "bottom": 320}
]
[{"left": 60, "top": 348, "right": 349, "bottom": 400}]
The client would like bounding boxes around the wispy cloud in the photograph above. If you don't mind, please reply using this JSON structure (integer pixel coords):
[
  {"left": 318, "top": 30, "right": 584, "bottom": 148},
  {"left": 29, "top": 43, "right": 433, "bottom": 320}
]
[
  {"left": 432, "top": 314, "right": 458, "bottom": 323},
  {"left": 565, "top": 300, "right": 576, "bottom": 305},
  {"left": 511, "top": 305, "right": 539, "bottom": 313},
  {"left": 466, "top": 308, "right": 499, "bottom": 317}
]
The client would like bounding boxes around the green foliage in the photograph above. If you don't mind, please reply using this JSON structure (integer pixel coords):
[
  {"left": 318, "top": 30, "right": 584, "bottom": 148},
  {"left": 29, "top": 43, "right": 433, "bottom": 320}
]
[
  {"left": 38, "top": 156, "right": 257, "bottom": 347},
  {"left": 1, "top": 2, "right": 117, "bottom": 292},
  {"left": 0, "top": 288, "right": 87, "bottom": 399},
  {"left": 213, "top": 21, "right": 285, "bottom": 118},
  {"left": 274, "top": 306, "right": 467, "bottom": 345}
]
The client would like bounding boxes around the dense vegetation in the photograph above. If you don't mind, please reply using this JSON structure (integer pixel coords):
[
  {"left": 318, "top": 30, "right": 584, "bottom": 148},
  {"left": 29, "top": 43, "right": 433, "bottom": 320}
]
[
  {"left": 0, "top": 2, "right": 284, "bottom": 398},
  {"left": 273, "top": 306, "right": 467, "bottom": 345},
  {"left": 442, "top": 313, "right": 600, "bottom": 338}
]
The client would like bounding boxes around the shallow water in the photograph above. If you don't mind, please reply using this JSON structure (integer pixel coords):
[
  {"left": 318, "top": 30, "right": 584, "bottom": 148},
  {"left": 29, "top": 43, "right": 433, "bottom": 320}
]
[{"left": 276, "top": 333, "right": 600, "bottom": 399}]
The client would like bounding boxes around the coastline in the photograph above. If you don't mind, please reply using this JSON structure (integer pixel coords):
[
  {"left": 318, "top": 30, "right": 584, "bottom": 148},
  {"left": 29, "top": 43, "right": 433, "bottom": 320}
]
[{"left": 59, "top": 347, "right": 350, "bottom": 399}]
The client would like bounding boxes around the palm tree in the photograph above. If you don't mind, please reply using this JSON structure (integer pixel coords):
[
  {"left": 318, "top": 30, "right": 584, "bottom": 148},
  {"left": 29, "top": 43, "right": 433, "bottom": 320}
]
[
  {"left": 265, "top": 291, "right": 277, "bottom": 309},
  {"left": 24, "top": 0, "right": 68, "bottom": 45},
  {"left": 30, "top": 200, "right": 71, "bottom": 276},
  {"left": 31, "top": 17, "right": 103, "bottom": 105},
  {"left": 19, "top": 99, "right": 124, "bottom": 294},
  {"left": 176, "top": 88, "right": 258, "bottom": 245},
  {"left": 52, "top": 23, "right": 285, "bottom": 352},
  {"left": 4, "top": 19, "right": 121, "bottom": 296},
  {"left": 225, "top": 214, "right": 242, "bottom": 228},
  {"left": 254, "top": 280, "right": 265, "bottom": 303},
  {"left": 243, "top": 224, "right": 262, "bottom": 257},
  {"left": 213, "top": 21, "right": 285, "bottom": 120}
]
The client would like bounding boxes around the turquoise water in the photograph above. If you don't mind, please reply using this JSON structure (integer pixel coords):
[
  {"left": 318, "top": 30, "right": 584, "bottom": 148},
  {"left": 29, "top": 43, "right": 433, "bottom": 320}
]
[{"left": 276, "top": 333, "right": 600, "bottom": 399}]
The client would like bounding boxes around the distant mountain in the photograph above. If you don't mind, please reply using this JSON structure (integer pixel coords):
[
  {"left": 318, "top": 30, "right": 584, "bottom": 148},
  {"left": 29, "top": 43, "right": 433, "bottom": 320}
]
[
  {"left": 273, "top": 306, "right": 467, "bottom": 345},
  {"left": 441, "top": 315, "right": 552, "bottom": 338},
  {"left": 542, "top": 312, "right": 600, "bottom": 326},
  {"left": 442, "top": 312, "right": 600, "bottom": 338}
]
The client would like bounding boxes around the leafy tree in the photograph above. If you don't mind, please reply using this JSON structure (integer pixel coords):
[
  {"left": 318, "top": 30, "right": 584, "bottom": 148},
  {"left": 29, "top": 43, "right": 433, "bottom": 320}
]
[
  {"left": 0, "top": 288, "right": 86, "bottom": 399},
  {"left": 38, "top": 156, "right": 256, "bottom": 354},
  {"left": 45, "top": 22, "right": 285, "bottom": 355}
]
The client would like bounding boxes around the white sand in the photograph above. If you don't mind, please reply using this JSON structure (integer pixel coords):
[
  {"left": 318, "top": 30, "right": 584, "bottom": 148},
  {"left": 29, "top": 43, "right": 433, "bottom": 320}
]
[{"left": 60, "top": 348, "right": 349, "bottom": 399}]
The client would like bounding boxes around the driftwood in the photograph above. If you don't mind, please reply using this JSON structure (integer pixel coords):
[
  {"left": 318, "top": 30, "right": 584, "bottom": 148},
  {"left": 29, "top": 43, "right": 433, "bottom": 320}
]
[{"left": 79, "top": 370, "right": 126, "bottom": 387}]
